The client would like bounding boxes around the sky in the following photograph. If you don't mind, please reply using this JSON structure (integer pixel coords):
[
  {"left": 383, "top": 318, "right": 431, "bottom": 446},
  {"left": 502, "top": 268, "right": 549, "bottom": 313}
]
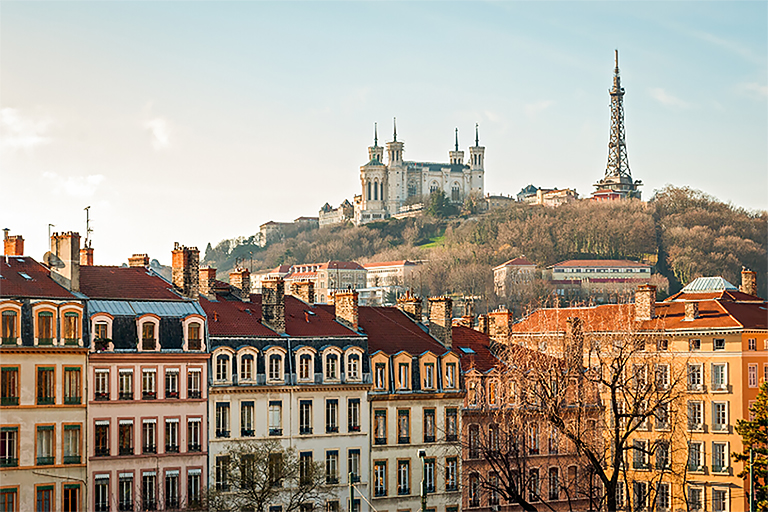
[{"left": 1, "top": 1, "right": 766, "bottom": 266}]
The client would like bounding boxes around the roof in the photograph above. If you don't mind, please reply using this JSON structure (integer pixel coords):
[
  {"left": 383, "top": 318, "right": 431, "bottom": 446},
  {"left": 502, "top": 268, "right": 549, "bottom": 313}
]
[
  {"left": 452, "top": 326, "right": 497, "bottom": 372},
  {"left": 665, "top": 276, "right": 762, "bottom": 303},
  {"left": 80, "top": 266, "right": 181, "bottom": 300},
  {"left": 352, "top": 306, "right": 451, "bottom": 355},
  {"left": 493, "top": 257, "right": 536, "bottom": 270},
  {"left": 317, "top": 261, "right": 365, "bottom": 271},
  {"left": 285, "top": 271, "right": 318, "bottom": 280},
  {"left": 363, "top": 260, "right": 418, "bottom": 269},
  {"left": 269, "top": 265, "right": 292, "bottom": 274},
  {"left": 405, "top": 161, "right": 468, "bottom": 173},
  {"left": 680, "top": 277, "right": 737, "bottom": 292},
  {"left": 0, "top": 256, "right": 76, "bottom": 299},
  {"left": 548, "top": 259, "right": 649, "bottom": 269},
  {"left": 89, "top": 300, "right": 205, "bottom": 318}
]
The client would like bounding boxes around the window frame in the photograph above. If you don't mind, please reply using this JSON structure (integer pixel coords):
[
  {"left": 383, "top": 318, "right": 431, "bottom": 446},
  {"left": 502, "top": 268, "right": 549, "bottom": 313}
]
[{"left": 137, "top": 314, "right": 161, "bottom": 352}]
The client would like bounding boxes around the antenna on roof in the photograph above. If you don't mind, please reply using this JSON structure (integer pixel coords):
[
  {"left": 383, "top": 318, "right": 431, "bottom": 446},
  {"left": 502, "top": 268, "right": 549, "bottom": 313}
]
[{"left": 84, "top": 206, "right": 93, "bottom": 248}]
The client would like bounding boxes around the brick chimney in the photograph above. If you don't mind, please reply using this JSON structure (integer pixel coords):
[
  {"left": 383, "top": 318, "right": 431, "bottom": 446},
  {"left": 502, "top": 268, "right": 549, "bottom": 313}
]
[
  {"left": 740, "top": 268, "right": 757, "bottom": 296},
  {"left": 229, "top": 267, "right": 251, "bottom": 302},
  {"left": 461, "top": 300, "right": 475, "bottom": 328},
  {"left": 3, "top": 230, "right": 24, "bottom": 256},
  {"left": 80, "top": 247, "right": 94, "bottom": 266},
  {"left": 334, "top": 289, "right": 359, "bottom": 331},
  {"left": 129, "top": 254, "right": 150, "bottom": 268},
  {"left": 199, "top": 267, "right": 217, "bottom": 297},
  {"left": 428, "top": 296, "right": 453, "bottom": 348},
  {"left": 684, "top": 301, "right": 699, "bottom": 321},
  {"left": 50, "top": 232, "right": 81, "bottom": 292},
  {"left": 291, "top": 281, "right": 315, "bottom": 304},
  {"left": 488, "top": 307, "right": 513, "bottom": 343},
  {"left": 396, "top": 292, "right": 422, "bottom": 322},
  {"left": 635, "top": 284, "right": 657, "bottom": 321},
  {"left": 171, "top": 243, "right": 199, "bottom": 299},
  {"left": 475, "top": 314, "right": 489, "bottom": 335},
  {"left": 565, "top": 317, "right": 584, "bottom": 369},
  {"left": 261, "top": 278, "right": 286, "bottom": 333}
]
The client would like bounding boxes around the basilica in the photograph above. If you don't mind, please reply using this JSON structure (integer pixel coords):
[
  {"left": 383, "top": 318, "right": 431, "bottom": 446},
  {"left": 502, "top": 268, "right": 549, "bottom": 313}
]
[{"left": 354, "top": 120, "right": 485, "bottom": 225}]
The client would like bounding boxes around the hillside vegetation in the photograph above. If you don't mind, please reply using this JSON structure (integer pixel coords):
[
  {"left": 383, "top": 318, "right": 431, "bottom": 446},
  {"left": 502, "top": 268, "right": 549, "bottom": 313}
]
[{"left": 203, "top": 186, "right": 767, "bottom": 300}]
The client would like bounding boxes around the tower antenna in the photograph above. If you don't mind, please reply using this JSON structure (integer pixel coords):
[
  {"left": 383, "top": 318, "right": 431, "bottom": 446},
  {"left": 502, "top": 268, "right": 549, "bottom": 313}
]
[
  {"left": 84, "top": 206, "right": 93, "bottom": 248},
  {"left": 374, "top": 122, "right": 378, "bottom": 147},
  {"left": 393, "top": 117, "right": 397, "bottom": 142},
  {"left": 475, "top": 123, "right": 479, "bottom": 146},
  {"left": 455, "top": 128, "right": 459, "bottom": 151}
]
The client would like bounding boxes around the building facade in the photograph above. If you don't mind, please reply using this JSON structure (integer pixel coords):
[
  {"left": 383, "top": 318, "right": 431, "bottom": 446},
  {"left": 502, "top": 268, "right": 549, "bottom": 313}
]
[
  {"left": 320, "top": 201, "right": 354, "bottom": 228},
  {"left": 492, "top": 257, "right": 536, "bottom": 298}
]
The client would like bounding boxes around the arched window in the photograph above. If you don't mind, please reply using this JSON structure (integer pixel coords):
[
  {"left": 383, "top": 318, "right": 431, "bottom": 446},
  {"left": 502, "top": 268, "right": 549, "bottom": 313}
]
[
  {"left": 187, "top": 322, "right": 202, "bottom": 351},
  {"left": 367, "top": 181, "right": 371, "bottom": 201},
  {"left": 299, "top": 354, "right": 312, "bottom": 381},
  {"left": 240, "top": 354, "right": 254, "bottom": 381},
  {"left": 2, "top": 310, "right": 18, "bottom": 345},
  {"left": 346, "top": 353, "right": 360, "bottom": 381},
  {"left": 269, "top": 354, "right": 283, "bottom": 381},
  {"left": 380, "top": 182, "right": 385, "bottom": 201},
  {"left": 374, "top": 180, "right": 379, "bottom": 200},
  {"left": 451, "top": 183, "right": 460, "bottom": 202},
  {"left": 37, "top": 311, "right": 54, "bottom": 345},
  {"left": 325, "top": 353, "right": 338, "bottom": 380},
  {"left": 216, "top": 354, "right": 229, "bottom": 382},
  {"left": 63, "top": 312, "right": 79, "bottom": 345},
  {"left": 429, "top": 182, "right": 439, "bottom": 194}
]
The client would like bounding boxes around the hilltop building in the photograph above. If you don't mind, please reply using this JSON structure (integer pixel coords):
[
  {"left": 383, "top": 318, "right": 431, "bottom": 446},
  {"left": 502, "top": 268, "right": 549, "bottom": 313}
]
[
  {"left": 493, "top": 257, "right": 536, "bottom": 297},
  {"left": 320, "top": 200, "right": 354, "bottom": 228},
  {"left": 545, "top": 259, "right": 652, "bottom": 298},
  {"left": 355, "top": 121, "right": 485, "bottom": 225}
]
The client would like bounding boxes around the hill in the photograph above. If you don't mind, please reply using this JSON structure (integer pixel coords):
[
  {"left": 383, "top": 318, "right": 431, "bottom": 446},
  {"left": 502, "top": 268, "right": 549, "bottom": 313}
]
[{"left": 202, "top": 185, "right": 767, "bottom": 302}]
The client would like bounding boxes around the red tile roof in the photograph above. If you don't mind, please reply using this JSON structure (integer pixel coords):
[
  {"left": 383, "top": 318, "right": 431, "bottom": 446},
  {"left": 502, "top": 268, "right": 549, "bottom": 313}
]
[
  {"left": 318, "top": 261, "right": 365, "bottom": 271},
  {"left": 0, "top": 256, "right": 76, "bottom": 299},
  {"left": 363, "top": 260, "right": 418, "bottom": 268},
  {"left": 549, "top": 259, "right": 649, "bottom": 268},
  {"left": 452, "top": 326, "right": 497, "bottom": 372},
  {"left": 494, "top": 257, "right": 536, "bottom": 270},
  {"left": 80, "top": 266, "right": 181, "bottom": 300},
  {"left": 349, "top": 306, "right": 451, "bottom": 355},
  {"left": 665, "top": 289, "right": 762, "bottom": 303}
]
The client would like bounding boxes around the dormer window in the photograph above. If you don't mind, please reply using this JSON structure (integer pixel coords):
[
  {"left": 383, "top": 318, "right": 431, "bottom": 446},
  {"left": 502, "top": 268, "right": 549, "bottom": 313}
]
[
  {"left": 375, "top": 363, "right": 386, "bottom": 390},
  {"left": 94, "top": 322, "right": 108, "bottom": 341},
  {"left": 347, "top": 354, "right": 360, "bottom": 381},
  {"left": 1, "top": 309, "right": 18, "bottom": 345},
  {"left": 215, "top": 355, "right": 229, "bottom": 382},
  {"left": 326, "top": 354, "right": 338, "bottom": 380},
  {"left": 37, "top": 311, "right": 54, "bottom": 345},
  {"left": 63, "top": 312, "right": 79, "bottom": 346},
  {"left": 445, "top": 363, "right": 457, "bottom": 389},
  {"left": 423, "top": 363, "right": 435, "bottom": 390},
  {"left": 142, "top": 323, "right": 156, "bottom": 351},
  {"left": 240, "top": 354, "right": 254, "bottom": 381},
  {"left": 188, "top": 323, "right": 201, "bottom": 351},
  {"left": 398, "top": 363, "right": 409, "bottom": 390},
  {"left": 299, "top": 354, "right": 313, "bottom": 381},
  {"left": 269, "top": 354, "right": 283, "bottom": 382}
]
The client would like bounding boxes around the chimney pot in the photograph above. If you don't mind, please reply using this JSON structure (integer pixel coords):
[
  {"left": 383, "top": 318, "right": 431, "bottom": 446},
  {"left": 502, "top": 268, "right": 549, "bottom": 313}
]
[
  {"left": 740, "top": 268, "right": 757, "bottom": 296},
  {"left": 80, "top": 247, "right": 94, "bottom": 266},
  {"left": 128, "top": 254, "right": 149, "bottom": 268},
  {"left": 3, "top": 231, "right": 24, "bottom": 256},
  {"left": 684, "top": 301, "right": 699, "bottom": 321}
]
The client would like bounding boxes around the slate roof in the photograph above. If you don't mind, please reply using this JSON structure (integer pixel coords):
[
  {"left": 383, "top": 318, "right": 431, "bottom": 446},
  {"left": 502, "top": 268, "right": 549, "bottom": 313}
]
[
  {"left": 548, "top": 259, "right": 649, "bottom": 268},
  {"left": 0, "top": 256, "right": 76, "bottom": 299},
  {"left": 80, "top": 266, "right": 181, "bottom": 300},
  {"left": 453, "top": 326, "right": 497, "bottom": 372},
  {"left": 405, "top": 161, "right": 468, "bottom": 173}
]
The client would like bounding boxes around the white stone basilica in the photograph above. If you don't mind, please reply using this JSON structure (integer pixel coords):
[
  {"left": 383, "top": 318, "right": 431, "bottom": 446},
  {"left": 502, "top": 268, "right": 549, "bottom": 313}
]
[{"left": 354, "top": 120, "right": 485, "bottom": 225}]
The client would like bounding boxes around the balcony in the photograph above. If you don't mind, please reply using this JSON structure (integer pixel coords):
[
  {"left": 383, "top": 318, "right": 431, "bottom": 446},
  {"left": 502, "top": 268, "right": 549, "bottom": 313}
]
[
  {"left": 215, "top": 429, "right": 230, "bottom": 438},
  {"left": 95, "top": 447, "right": 110, "bottom": 457},
  {"left": 143, "top": 445, "right": 157, "bottom": 454},
  {"left": 165, "top": 444, "right": 179, "bottom": 453},
  {"left": 94, "top": 392, "right": 110, "bottom": 401},
  {"left": 0, "top": 457, "right": 18, "bottom": 467},
  {"left": 188, "top": 443, "right": 201, "bottom": 452},
  {"left": 37, "top": 456, "right": 55, "bottom": 466},
  {"left": 37, "top": 396, "right": 55, "bottom": 405},
  {"left": 241, "top": 429, "right": 254, "bottom": 437},
  {"left": 119, "top": 392, "right": 133, "bottom": 401},
  {"left": 142, "top": 391, "right": 156, "bottom": 400},
  {"left": 64, "top": 396, "right": 81, "bottom": 405},
  {"left": 63, "top": 455, "right": 81, "bottom": 464},
  {"left": 188, "top": 390, "right": 201, "bottom": 399},
  {"left": 269, "top": 428, "right": 282, "bottom": 437},
  {"left": 119, "top": 446, "right": 134, "bottom": 456},
  {"left": 1, "top": 397, "right": 18, "bottom": 406}
]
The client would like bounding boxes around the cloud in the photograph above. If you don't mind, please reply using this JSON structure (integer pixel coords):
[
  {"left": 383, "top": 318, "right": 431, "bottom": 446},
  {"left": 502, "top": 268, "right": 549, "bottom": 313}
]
[
  {"left": 145, "top": 117, "right": 170, "bottom": 150},
  {"left": 524, "top": 100, "right": 554, "bottom": 117},
  {"left": 0, "top": 108, "right": 52, "bottom": 152},
  {"left": 42, "top": 172, "right": 106, "bottom": 198},
  {"left": 738, "top": 82, "right": 768, "bottom": 100},
  {"left": 649, "top": 88, "right": 691, "bottom": 108}
]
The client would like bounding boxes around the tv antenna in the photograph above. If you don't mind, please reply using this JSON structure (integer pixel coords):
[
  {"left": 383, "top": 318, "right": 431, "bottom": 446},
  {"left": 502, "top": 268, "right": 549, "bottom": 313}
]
[{"left": 84, "top": 206, "right": 93, "bottom": 248}]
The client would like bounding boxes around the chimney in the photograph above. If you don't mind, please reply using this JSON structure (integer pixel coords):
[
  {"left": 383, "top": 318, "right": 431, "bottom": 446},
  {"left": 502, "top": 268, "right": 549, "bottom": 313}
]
[
  {"left": 635, "top": 284, "right": 657, "bottom": 321},
  {"left": 396, "top": 292, "right": 423, "bottom": 322},
  {"left": 428, "top": 296, "right": 453, "bottom": 348},
  {"left": 80, "top": 247, "right": 94, "bottom": 266},
  {"left": 684, "top": 302, "right": 699, "bottom": 321},
  {"left": 199, "top": 267, "right": 217, "bottom": 297},
  {"left": 261, "top": 278, "right": 286, "bottom": 333},
  {"left": 565, "top": 317, "right": 584, "bottom": 369},
  {"left": 50, "top": 232, "right": 81, "bottom": 292},
  {"left": 3, "top": 230, "right": 24, "bottom": 256},
  {"left": 475, "top": 314, "right": 489, "bottom": 335},
  {"left": 171, "top": 243, "right": 199, "bottom": 299},
  {"left": 334, "top": 289, "right": 359, "bottom": 331},
  {"left": 291, "top": 281, "right": 315, "bottom": 304},
  {"left": 488, "top": 307, "right": 513, "bottom": 343},
  {"left": 129, "top": 254, "right": 150, "bottom": 268},
  {"left": 461, "top": 300, "right": 475, "bottom": 328},
  {"left": 229, "top": 267, "right": 251, "bottom": 301},
  {"left": 740, "top": 268, "right": 757, "bottom": 296}
]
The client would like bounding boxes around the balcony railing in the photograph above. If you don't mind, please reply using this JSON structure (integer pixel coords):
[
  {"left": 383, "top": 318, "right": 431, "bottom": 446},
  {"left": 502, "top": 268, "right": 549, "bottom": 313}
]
[
  {"left": 188, "top": 390, "right": 201, "bottom": 399},
  {"left": 0, "top": 457, "right": 18, "bottom": 467},
  {"left": 348, "top": 424, "right": 361, "bottom": 432},
  {"left": 63, "top": 455, "right": 81, "bottom": 464},
  {"left": 215, "top": 429, "right": 230, "bottom": 438},
  {"left": 37, "top": 396, "right": 55, "bottom": 405},
  {"left": 188, "top": 339, "right": 202, "bottom": 351},
  {"left": 142, "top": 339, "right": 156, "bottom": 351},
  {"left": 95, "top": 447, "right": 110, "bottom": 457},
  {"left": 165, "top": 390, "right": 179, "bottom": 399},
  {"left": 143, "top": 445, "right": 157, "bottom": 454},
  {"left": 398, "top": 436, "right": 410, "bottom": 444},
  {"left": 141, "top": 499, "right": 156, "bottom": 511},
  {"left": 94, "top": 392, "right": 110, "bottom": 401},
  {"left": 119, "top": 445, "right": 134, "bottom": 456},
  {"left": 64, "top": 338, "right": 78, "bottom": 346},
  {"left": 375, "top": 488, "right": 386, "bottom": 497},
  {"left": 142, "top": 391, "right": 156, "bottom": 400},
  {"left": 374, "top": 437, "right": 386, "bottom": 445},
  {"left": 326, "top": 426, "right": 339, "bottom": 434},
  {"left": 1, "top": 337, "right": 17, "bottom": 345},
  {"left": 94, "top": 339, "right": 110, "bottom": 352},
  {"left": 119, "top": 501, "right": 133, "bottom": 512},
  {"left": 38, "top": 338, "right": 54, "bottom": 346},
  {"left": 37, "top": 456, "right": 54, "bottom": 466},
  {"left": 446, "top": 433, "right": 458, "bottom": 442},
  {"left": 300, "top": 427, "right": 312, "bottom": 435},
  {"left": 326, "top": 476, "right": 339, "bottom": 485},
  {"left": 166, "top": 498, "right": 180, "bottom": 509},
  {"left": 64, "top": 396, "right": 81, "bottom": 405},
  {"left": 241, "top": 429, "right": 254, "bottom": 437},
  {"left": 165, "top": 444, "right": 179, "bottom": 453},
  {"left": 398, "top": 486, "right": 410, "bottom": 496},
  {"left": 269, "top": 428, "right": 282, "bottom": 436},
  {"left": 424, "top": 435, "right": 435, "bottom": 443},
  {"left": 1, "top": 397, "right": 18, "bottom": 406},
  {"left": 188, "top": 443, "right": 201, "bottom": 452},
  {"left": 119, "top": 392, "right": 133, "bottom": 400}
]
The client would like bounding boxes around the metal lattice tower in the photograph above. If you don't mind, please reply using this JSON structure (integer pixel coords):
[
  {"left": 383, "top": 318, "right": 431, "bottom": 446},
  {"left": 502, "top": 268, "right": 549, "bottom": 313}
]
[{"left": 605, "top": 49, "right": 631, "bottom": 179}]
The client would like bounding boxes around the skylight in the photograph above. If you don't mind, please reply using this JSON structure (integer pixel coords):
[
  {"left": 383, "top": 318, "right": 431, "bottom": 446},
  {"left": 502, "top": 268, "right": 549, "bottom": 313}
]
[
  {"left": 459, "top": 347, "right": 476, "bottom": 354},
  {"left": 18, "top": 272, "right": 32, "bottom": 280}
]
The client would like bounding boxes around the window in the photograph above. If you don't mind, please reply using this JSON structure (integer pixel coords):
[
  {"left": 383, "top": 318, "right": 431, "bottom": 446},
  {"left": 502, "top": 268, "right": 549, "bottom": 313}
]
[
  {"left": 37, "top": 367, "right": 55, "bottom": 405},
  {"left": 548, "top": 467, "right": 560, "bottom": 501},
  {"left": 688, "top": 441, "right": 704, "bottom": 471},
  {"left": 348, "top": 449, "right": 360, "bottom": 483},
  {"left": 422, "top": 409, "right": 436, "bottom": 443},
  {"left": 633, "top": 481, "right": 648, "bottom": 512},
  {"left": 688, "top": 401, "right": 703, "bottom": 430},
  {"left": 36, "top": 485, "right": 53, "bottom": 512},
  {"left": 489, "top": 472, "right": 500, "bottom": 506},
  {"left": 269, "top": 401, "right": 282, "bottom": 436},
  {"left": 36, "top": 425, "right": 54, "bottom": 465},
  {"left": 656, "top": 338, "right": 668, "bottom": 351},
  {"left": 95, "top": 421, "right": 109, "bottom": 456},
  {"left": 528, "top": 423, "right": 540, "bottom": 455},
  {"left": 656, "top": 441, "right": 669, "bottom": 470},
  {"left": 165, "top": 419, "right": 179, "bottom": 453},
  {"left": 118, "top": 420, "right": 133, "bottom": 456},
  {"left": 616, "top": 483, "right": 626, "bottom": 509},
  {"left": 469, "top": 424, "right": 480, "bottom": 458},
  {"left": 187, "top": 369, "right": 201, "bottom": 399},
  {"left": 748, "top": 338, "right": 757, "bottom": 351},
  {"left": 216, "top": 355, "right": 229, "bottom": 382},
  {"left": 1, "top": 367, "right": 19, "bottom": 406},
  {"left": 445, "top": 457, "right": 458, "bottom": 491},
  {"left": 63, "top": 312, "right": 79, "bottom": 345},
  {"left": 488, "top": 379, "right": 497, "bottom": 405},
  {"left": 452, "top": 183, "right": 460, "bottom": 202},
  {"left": 398, "top": 363, "right": 409, "bottom": 389},
  {"left": 712, "top": 363, "right": 728, "bottom": 391},
  {"left": 714, "top": 338, "right": 725, "bottom": 350},
  {"left": 326, "top": 399, "right": 338, "bottom": 433},
  {"left": 142, "top": 472, "right": 156, "bottom": 511},
  {"left": 64, "top": 483, "right": 79, "bottom": 512},
  {"left": 688, "top": 486, "right": 703, "bottom": 512},
  {"left": 165, "top": 471, "right": 179, "bottom": 509},
  {"left": 269, "top": 354, "right": 282, "bottom": 381},
  {"left": 187, "top": 470, "right": 201, "bottom": 507},
  {"left": 241, "top": 402, "right": 255, "bottom": 437},
  {"left": 119, "top": 474, "right": 134, "bottom": 511},
  {"left": 374, "top": 461, "right": 387, "bottom": 496},
  {"left": 689, "top": 338, "right": 701, "bottom": 351},
  {"left": 374, "top": 410, "right": 386, "bottom": 445},
  {"left": 712, "top": 442, "right": 728, "bottom": 472},
  {"left": 325, "top": 451, "right": 339, "bottom": 484},
  {"left": 299, "top": 354, "right": 312, "bottom": 381},
  {"left": 446, "top": 408, "right": 458, "bottom": 441},
  {"left": 655, "top": 364, "right": 669, "bottom": 389},
  {"left": 397, "top": 460, "right": 410, "bottom": 495},
  {"left": 187, "top": 322, "right": 202, "bottom": 351},
  {"left": 187, "top": 419, "right": 201, "bottom": 451},
  {"left": 59, "top": 367, "right": 80, "bottom": 405},
  {"left": 142, "top": 419, "right": 157, "bottom": 454},
  {"left": 424, "top": 458, "right": 435, "bottom": 493},
  {"left": 375, "top": 363, "right": 386, "bottom": 389},
  {"left": 240, "top": 354, "right": 254, "bottom": 381},
  {"left": 713, "top": 488, "right": 728, "bottom": 512},
  {"left": 325, "top": 353, "right": 338, "bottom": 380},
  {"left": 1, "top": 427, "right": 18, "bottom": 467},
  {"left": 712, "top": 402, "right": 728, "bottom": 431},
  {"left": 529, "top": 468, "right": 540, "bottom": 501},
  {"left": 300, "top": 400, "right": 312, "bottom": 435},
  {"left": 63, "top": 425, "right": 81, "bottom": 464},
  {"left": 165, "top": 369, "right": 179, "bottom": 398},
  {"left": 119, "top": 369, "right": 133, "bottom": 400},
  {"left": 348, "top": 399, "right": 360, "bottom": 432},
  {"left": 688, "top": 363, "right": 703, "bottom": 391},
  {"left": 655, "top": 402, "right": 670, "bottom": 430},
  {"left": 299, "top": 452, "right": 313, "bottom": 485},
  {"left": 142, "top": 369, "right": 156, "bottom": 400},
  {"left": 141, "top": 321, "right": 157, "bottom": 351},
  {"left": 216, "top": 403, "right": 230, "bottom": 437},
  {"left": 95, "top": 475, "right": 109, "bottom": 512},
  {"left": 94, "top": 321, "right": 108, "bottom": 342},
  {"left": 633, "top": 440, "right": 649, "bottom": 469},
  {"left": 423, "top": 363, "right": 434, "bottom": 389},
  {"left": 269, "top": 453, "right": 283, "bottom": 487},
  {"left": 347, "top": 353, "right": 360, "bottom": 380},
  {"left": 37, "top": 311, "right": 54, "bottom": 344},
  {"left": 657, "top": 482, "right": 670, "bottom": 511},
  {"left": 749, "top": 364, "right": 758, "bottom": 387},
  {"left": 1, "top": 310, "right": 17, "bottom": 344},
  {"left": 469, "top": 473, "right": 480, "bottom": 506},
  {"left": 94, "top": 369, "right": 109, "bottom": 401},
  {"left": 216, "top": 456, "right": 230, "bottom": 491},
  {"left": 397, "top": 409, "right": 410, "bottom": 444}
]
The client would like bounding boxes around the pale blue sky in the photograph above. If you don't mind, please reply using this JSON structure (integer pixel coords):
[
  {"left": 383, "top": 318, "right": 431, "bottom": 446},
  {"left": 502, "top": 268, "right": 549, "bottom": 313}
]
[{"left": 2, "top": 1, "right": 766, "bottom": 265}]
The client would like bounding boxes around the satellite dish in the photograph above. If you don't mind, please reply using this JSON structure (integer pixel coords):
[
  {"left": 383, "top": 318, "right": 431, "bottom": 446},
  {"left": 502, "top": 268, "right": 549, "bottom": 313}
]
[{"left": 43, "top": 252, "right": 65, "bottom": 269}]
